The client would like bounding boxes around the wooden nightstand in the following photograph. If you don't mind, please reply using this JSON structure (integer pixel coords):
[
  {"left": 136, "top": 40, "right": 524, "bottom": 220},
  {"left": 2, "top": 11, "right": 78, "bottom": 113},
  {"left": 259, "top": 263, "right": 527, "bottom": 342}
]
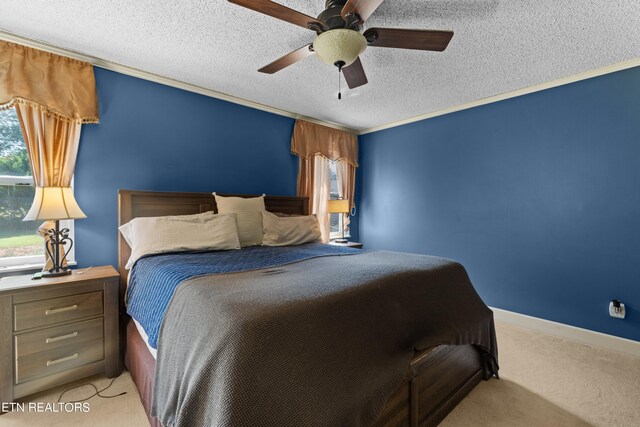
[
  {"left": 0, "top": 266, "right": 121, "bottom": 404},
  {"left": 329, "top": 241, "right": 363, "bottom": 249}
]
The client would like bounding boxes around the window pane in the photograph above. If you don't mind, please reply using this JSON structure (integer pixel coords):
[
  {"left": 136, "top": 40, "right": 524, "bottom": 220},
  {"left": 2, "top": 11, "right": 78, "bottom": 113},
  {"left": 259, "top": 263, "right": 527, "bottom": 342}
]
[
  {"left": 329, "top": 162, "right": 339, "bottom": 236},
  {"left": 329, "top": 161, "right": 339, "bottom": 199},
  {"left": 0, "top": 109, "right": 31, "bottom": 177},
  {"left": 0, "top": 108, "right": 40, "bottom": 259},
  {"left": 328, "top": 161, "right": 350, "bottom": 239},
  {"left": 0, "top": 185, "right": 41, "bottom": 257}
]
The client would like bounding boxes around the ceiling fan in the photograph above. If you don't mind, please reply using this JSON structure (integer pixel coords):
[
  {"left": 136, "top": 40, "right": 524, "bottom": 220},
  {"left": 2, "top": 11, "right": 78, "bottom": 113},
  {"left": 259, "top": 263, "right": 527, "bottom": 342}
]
[{"left": 228, "top": 0, "right": 454, "bottom": 98}]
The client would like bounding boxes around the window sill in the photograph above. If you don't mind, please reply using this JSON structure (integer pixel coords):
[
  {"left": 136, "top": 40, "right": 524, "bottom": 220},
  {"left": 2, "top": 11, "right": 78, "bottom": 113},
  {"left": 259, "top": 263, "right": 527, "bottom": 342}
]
[
  {"left": 330, "top": 235, "right": 351, "bottom": 240},
  {"left": 0, "top": 261, "right": 77, "bottom": 278}
]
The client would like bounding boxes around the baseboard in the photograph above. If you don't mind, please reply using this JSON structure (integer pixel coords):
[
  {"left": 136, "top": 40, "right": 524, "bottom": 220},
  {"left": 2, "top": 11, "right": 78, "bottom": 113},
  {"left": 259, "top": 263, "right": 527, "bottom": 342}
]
[{"left": 490, "top": 307, "right": 640, "bottom": 358}]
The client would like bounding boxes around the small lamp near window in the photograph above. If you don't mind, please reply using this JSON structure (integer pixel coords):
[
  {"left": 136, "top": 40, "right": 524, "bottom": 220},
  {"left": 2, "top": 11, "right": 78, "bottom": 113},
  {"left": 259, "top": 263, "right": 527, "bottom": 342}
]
[
  {"left": 23, "top": 187, "right": 86, "bottom": 277},
  {"left": 327, "top": 198, "right": 350, "bottom": 244}
]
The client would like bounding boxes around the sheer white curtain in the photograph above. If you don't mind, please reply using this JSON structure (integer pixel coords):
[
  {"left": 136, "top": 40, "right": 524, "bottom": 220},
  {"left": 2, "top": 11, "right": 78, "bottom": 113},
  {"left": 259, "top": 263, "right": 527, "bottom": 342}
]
[{"left": 312, "top": 156, "right": 331, "bottom": 242}]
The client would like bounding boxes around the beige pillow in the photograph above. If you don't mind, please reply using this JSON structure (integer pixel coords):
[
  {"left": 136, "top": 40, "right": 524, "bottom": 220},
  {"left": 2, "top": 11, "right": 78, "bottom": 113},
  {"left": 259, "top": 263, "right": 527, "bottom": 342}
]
[
  {"left": 272, "top": 212, "right": 301, "bottom": 217},
  {"left": 119, "top": 211, "right": 216, "bottom": 248},
  {"left": 261, "top": 210, "right": 321, "bottom": 246},
  {"left": 120, "top": 212, "right": 240, "bottom": 269},
  {"left": 214, "top": 193, "right": 265, "bottom": 247}
]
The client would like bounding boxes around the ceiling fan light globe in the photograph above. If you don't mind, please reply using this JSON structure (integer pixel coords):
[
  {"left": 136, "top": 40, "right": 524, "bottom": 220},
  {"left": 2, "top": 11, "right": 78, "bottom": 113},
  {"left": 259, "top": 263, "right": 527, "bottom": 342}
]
[{"left": 313, "top": 29, "right": 367, "bottom": 67}]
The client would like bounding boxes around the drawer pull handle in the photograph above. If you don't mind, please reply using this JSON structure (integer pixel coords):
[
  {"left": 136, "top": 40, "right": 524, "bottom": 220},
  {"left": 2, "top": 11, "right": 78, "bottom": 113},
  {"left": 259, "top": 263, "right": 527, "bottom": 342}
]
[
  {"left": 47, "top": 353, "right": 79, "bottom": 366},
  {"left": 45, "top": 304, "right": 78, "bottom": 315},
  {"left": 45, "top": 332, "right": 78, "bottom": 344}
]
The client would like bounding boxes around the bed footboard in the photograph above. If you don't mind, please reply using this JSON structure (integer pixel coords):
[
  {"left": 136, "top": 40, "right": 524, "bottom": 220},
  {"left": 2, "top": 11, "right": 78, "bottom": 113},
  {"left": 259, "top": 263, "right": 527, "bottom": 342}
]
[{"left": 373, "top": 345, "right": 484, "bottom": 427}]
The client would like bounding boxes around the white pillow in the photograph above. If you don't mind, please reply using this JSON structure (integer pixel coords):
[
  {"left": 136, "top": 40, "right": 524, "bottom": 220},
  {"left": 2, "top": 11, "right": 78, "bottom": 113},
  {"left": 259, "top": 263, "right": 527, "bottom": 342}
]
[
  {"left": 119, "top": 211, "right": 216, "bottom": 248},
  {"left": 214, "top": 193, "right": 265, "bottom": 247},
  {"left": 261, "top": 210, "right": 321, "bottom": 246},
  {"left": 120, "top": 212, "right": 240, "bottom": 269}
]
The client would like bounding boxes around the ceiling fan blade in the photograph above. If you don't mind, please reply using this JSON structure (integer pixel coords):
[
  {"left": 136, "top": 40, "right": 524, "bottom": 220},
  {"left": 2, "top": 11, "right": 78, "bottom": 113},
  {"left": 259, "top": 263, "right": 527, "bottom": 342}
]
[
  {"left": 341, "top": 0, "right": 385, "bottom": 22},
  {"left": 228, "top": 0, "right": 322, "bottom": 30},
  {"left": 342, "top": 57, "right": 368, "bottom": 89},
  {"left": 258, "top": 44, "right": 314, "bottom": 74},
  {"left": 364, "top": 28, "right": 454, "bottom": 51}
]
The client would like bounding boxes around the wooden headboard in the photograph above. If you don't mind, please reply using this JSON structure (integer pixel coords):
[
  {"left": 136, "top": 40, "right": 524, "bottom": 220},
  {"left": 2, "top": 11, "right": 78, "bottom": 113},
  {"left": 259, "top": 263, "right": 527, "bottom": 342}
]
[{"left": 117, "top": 189, "right": 309, "bottom": 304}]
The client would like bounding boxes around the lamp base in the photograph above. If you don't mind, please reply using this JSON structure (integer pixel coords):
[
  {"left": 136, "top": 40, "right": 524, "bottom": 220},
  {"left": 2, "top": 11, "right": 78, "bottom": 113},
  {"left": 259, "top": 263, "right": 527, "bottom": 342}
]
[
  {"left": 42, "top": 269, "right": 72, "bottom": 278},
  {"left": 332, "top": 238, "right": 348, "bottom": 244},
  {"left": 42, "top": 220, "right": 74, "bottom": 278}
]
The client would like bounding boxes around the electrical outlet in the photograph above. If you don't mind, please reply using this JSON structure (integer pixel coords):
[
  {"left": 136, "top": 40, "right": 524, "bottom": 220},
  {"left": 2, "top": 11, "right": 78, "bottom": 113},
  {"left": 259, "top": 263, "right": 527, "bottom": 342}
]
[{"left": 609, "top": 301, "right": 626, "bottom": 319}]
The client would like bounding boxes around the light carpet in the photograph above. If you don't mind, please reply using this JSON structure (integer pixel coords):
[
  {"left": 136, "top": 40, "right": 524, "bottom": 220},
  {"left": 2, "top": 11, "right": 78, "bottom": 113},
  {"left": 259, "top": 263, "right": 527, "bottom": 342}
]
[
  {"left": 442, "top": 322, "right": 640, "bottom": 427},
  {"left": 2, "top": 320, "right": 639, "bottom": 426}
]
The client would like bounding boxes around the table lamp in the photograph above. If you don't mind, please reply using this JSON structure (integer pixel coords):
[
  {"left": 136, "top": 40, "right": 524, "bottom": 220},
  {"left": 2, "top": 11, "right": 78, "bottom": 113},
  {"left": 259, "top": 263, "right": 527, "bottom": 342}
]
[
  {"left": 23, "top": 187, "right": 86, "bottom": 277},
  {"left": 327, "top": 198, "right": 350, "bottom": 243}
]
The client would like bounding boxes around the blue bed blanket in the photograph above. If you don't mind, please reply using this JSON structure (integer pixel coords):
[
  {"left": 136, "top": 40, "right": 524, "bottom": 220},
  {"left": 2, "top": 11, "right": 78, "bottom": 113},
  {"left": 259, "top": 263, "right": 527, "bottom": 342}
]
[{"left": 126, "top": 243, "right": 361, "bottom": 349}]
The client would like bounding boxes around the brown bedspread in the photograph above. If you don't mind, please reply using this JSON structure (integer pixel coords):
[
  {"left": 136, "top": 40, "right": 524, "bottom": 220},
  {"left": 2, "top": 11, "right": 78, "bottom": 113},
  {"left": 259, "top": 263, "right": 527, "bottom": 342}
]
[{"left": 152, "top": 250, "right": 498, "bottom": 427}]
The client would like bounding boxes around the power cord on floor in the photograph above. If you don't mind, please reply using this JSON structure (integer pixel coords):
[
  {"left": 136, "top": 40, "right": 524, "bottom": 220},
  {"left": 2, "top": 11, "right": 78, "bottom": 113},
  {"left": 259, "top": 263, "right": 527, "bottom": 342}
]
[{"left": 57, "top": 376, "right": 127, "bottom": 404}]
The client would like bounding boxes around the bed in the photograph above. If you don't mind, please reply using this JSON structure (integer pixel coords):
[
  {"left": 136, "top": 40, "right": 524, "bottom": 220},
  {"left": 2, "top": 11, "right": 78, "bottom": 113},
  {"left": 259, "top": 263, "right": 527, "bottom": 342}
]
[{"left": 117, "top": 189, "right": 498, "bottom": 427}]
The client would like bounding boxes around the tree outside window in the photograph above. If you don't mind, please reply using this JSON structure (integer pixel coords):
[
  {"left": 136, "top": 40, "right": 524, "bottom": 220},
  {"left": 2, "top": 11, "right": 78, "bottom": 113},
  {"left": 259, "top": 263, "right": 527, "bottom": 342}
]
[{"left": 0, "top": 108, "right": 41, "bottom": 260}]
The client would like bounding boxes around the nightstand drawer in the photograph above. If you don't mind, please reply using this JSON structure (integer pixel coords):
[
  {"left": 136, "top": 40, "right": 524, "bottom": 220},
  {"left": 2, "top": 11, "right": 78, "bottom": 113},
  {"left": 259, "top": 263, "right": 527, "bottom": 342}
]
[
  {"left": 15, "top": 331, "right": 104, "bottom": 384},
  {"left": 14, "top": 291, "right": 103, "bottom": 332},
  {"left": 15, "top": 317, "right": 104, "bottom": 359}
]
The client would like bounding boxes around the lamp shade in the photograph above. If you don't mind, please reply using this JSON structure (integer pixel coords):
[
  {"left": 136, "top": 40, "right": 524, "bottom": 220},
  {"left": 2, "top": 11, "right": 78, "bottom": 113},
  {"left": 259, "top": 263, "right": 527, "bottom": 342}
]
[
  {"left": 23, "top": 187, "right": 87, "bottom": 221},
  {"left": 327, "top": 199, "right": 350, "bottom": 214},
  {"left": 313, "top": 29, "right": 367, "bottom": 66}
]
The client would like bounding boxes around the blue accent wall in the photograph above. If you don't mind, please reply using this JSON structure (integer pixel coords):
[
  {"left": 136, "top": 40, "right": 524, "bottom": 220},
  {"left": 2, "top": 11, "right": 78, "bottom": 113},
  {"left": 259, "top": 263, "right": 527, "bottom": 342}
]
[
  {"left": 357, "top": 66, "right": 640, "bottom": 341},
  {"left": 75, "top": 68, "right": 297, "bottom": 269}
]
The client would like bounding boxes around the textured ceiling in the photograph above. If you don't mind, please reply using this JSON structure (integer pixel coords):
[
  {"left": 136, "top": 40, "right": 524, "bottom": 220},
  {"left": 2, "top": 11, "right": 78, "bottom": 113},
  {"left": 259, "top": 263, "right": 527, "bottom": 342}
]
[{"left": 0, "top": 1, "right": 639, "bottom": 131}]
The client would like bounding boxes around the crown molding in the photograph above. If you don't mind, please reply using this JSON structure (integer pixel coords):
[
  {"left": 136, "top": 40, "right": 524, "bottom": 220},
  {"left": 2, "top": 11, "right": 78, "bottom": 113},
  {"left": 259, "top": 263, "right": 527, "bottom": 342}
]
[
  {"left": 0, "top": 29, "right": 358, "bottom": 135},
  {"left": 359, "top": 57, "right": 640, "bottom": 135}
]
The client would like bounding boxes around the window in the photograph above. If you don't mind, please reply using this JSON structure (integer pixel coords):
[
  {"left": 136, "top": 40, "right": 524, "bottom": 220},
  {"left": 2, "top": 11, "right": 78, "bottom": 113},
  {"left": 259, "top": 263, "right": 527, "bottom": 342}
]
[
  {"left": 0, "top": 108, "right": 75, "bottom": 270},
  {"left": 329, "top": 161, "right": 349, "bottom": 240}
]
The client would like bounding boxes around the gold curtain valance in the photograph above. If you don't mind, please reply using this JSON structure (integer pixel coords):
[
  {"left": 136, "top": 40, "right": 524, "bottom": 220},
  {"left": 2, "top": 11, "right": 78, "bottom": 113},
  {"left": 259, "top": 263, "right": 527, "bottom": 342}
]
[
  {"left": 291, "top": 120, "right": 358, "bottom": 167},
  {"left": 0, "top": 41, "right": 99, "bottom": 124}
]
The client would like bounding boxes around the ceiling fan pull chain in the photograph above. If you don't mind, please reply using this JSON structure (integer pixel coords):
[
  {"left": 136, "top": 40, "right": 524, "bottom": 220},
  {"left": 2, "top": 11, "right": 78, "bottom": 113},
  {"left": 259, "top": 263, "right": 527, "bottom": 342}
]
[{"left": 335, "top": 60, "right": 345, "bottom": 100}]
